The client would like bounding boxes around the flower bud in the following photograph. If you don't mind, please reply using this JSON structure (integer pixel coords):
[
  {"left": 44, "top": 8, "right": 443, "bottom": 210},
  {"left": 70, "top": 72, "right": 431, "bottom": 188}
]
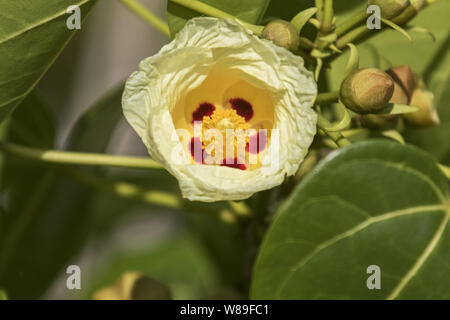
[
  {"left": 368, "top": 0, "right": 411, "bottom": 19},
  {"left": 410, "top": 0, "right": 425, "bottom": 11},
  {"left": 340, "top": 68, "right": 394, "bottom": 114},
  {"left": 387, "top": 65, "right": 415, "bottom": 100},
  {"left": 262, "top": 20, "right": 300, "bottom": 51},
  {"left": 403, "top": 76, "right": 439, "bottom": 127}
]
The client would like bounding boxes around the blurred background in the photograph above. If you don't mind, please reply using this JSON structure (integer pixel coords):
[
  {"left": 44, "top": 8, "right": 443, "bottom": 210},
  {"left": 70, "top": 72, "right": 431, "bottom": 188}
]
[{"left": 38, "top": 0, "right": 173, "bottom": 299}]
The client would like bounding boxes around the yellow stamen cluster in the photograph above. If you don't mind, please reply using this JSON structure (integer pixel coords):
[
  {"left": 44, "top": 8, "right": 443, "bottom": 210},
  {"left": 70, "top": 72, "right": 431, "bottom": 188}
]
[
  {"left": 202, "top": 108, "right": 248, "bottom": 131},
  {"left": 201, "top": 108, "right": 249, "bottom": 161}
]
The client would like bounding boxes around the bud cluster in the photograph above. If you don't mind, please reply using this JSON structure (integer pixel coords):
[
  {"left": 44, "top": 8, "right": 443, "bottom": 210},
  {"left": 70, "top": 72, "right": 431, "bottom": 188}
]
[{"left": 340, "top": 65, "right": 439, "bottom": 128}]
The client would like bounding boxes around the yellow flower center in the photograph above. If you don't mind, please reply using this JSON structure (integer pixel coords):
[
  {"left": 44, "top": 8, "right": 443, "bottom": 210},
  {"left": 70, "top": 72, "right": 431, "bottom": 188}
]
[{"left": 202, "top": 109, "right": 248, "bottom": 132}]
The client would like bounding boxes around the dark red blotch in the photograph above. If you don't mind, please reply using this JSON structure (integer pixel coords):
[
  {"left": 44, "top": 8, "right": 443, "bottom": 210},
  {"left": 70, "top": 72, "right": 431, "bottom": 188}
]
[
  {"left": 229, "top": 98, "right": 253, "bottom": 122},
  {"left": 221, "top": 158, "right": 246, "bottom": 170},
  {"left": 192, "top": 102, "right": 215, "bottom": 123},
  {"left": 246, "top": 130, "right": 268, "bottom": 154}
]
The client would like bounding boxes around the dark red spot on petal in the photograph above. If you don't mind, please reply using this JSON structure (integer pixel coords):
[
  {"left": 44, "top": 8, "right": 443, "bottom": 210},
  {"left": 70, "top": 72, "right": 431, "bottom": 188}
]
[
  {"left": 221, "top": 158, "right": 246, "bottom": 170},
  {"left": 190, "top": 137, "right": 203, "bottom": 164},
  {"left": 192, "top": 103, "right": 215, "bottom": 123},
  {"left": 230, "top": 98, "right": 253, "bottom": 122},
  {"left": 246, "top": 130, "right": 268, "bottom": 154}
]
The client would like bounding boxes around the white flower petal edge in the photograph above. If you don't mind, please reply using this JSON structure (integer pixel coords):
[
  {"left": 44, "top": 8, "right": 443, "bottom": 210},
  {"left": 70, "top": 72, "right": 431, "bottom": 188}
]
[{"left": 122, "top": 17, "right": 317, "bottom": 202}]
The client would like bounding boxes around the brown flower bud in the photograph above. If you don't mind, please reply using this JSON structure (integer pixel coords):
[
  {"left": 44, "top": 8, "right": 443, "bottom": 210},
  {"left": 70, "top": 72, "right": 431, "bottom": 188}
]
[
  {"left": 368, "top": 0, "right": 411, "bottom": 19},
  {"left": 340, "top": 68, "right": 394, "bottom": 114},
  {"left": 262, "top": 20, "right": 300, "bottom": 51},
  {"left": 403, "top": 76, "right": 439, "bottom": 127},
  {"left": 387, "top": 65, "right": 415, "bottom": 100}
]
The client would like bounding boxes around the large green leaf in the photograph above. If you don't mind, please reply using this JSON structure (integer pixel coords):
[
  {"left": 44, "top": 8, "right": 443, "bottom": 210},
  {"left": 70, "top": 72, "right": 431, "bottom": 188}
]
[
  {"left": 0, "top": 0, "right": 96, "bottom": 123},
  {"left": 166, "top": 0, "right": 270, "bottom": 37},
  {"left": 252, "top": 140, "right": 449, "bottom": 299}
]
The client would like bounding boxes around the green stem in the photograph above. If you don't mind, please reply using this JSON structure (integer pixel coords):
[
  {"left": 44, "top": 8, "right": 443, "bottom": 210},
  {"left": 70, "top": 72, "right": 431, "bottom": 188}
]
[
  {"left": 315, "top": 91, "right": 340, "bottom": 105},
  {"left": 168, "top": 0, "right": 264, "bottom": 35},
  {"left": 438, "top": 164, "right": 450, "bottom": 180},
  {"left": 317, "top": 114, "right": 352, "bottom": 148},
  {"left": 335, "top": 10, "right": 366, "bottom": 37},
  {"left": 322, "top": 0, "right": 334, "bottom": 33},
  {"left": 335, "top": 4, "right": 419, "bottom": 51},
  {"left": 0, "top": 142, "right": 163, "bottom": 170},
  {"left": 315, "top": 0, "right": 324, "bottom": 23},
  {"left": 118, "top": 0, "right": 170, "bottom": 37},
  {"left": 65, "top": 167, "right": 182, "bottom": 209},
  {"left": 336, "top": 25, "right": 368, "bottom": 49}
]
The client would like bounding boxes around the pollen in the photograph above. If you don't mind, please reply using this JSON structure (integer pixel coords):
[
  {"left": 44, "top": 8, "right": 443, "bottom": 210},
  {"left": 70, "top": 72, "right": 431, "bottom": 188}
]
[{"left": 202, "top": 108, "right": 248, "bottom": 132}]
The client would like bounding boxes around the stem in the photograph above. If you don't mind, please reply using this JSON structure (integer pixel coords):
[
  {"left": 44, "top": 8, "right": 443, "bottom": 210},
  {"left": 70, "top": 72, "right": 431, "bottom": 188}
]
[
  {"left": 315, "top": 91, "right": 339, "bottom": 105},
  {"left": 322, "top": 0, "right": 334, "bottom": 33},
  {"left": 118, "top": 0, "right": 170, "bottom": 37},
  {"left": 315, "top": 0, "right": 324, "bottom": 23},
  {"left": 438, "top": 164, "right": 450, "bottom": 180},
  {"left": 0, "top": 142, "right": 163, "bottom": 170},
  {"left": 336, "top": 25, "right": 368, "bottom": 49},
  {"left": 168, "top": 0, "right": 264, "bottom": 35},
  {"left": 335, "top": 10, "right": 366, "bottom": 37},
  {"left": 65, "top": 167, "right": 182, "bottom": 209},
  {"left": 317, "top": 114, "right": 352, "bottom": 148},
  {"left": 335, "top": 4, "right": 419, "bottom": 51}
]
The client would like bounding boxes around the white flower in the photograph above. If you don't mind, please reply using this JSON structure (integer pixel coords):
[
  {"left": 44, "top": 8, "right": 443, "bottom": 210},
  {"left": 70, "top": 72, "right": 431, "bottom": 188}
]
[{"left": 122, "top": 17, "right": 317, "bottom": 202}]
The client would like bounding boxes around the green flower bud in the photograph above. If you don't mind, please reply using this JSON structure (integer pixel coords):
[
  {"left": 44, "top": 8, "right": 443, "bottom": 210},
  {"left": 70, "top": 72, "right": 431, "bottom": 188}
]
[
  {"left": 403, "top": 76, "right": 439, "bottom": 127},
  {"left": 262, "top": 20, "right": 300, "bottom": 51},
  {"left": 340, "top": 68, "right": 394, "bottom": 114},
  {"left": 387, "top": 65, "right": 415, "bottom": 100},
  {"left": 410, "top": 0, "right": 425, "bottom": 11},
  {"left": 368, "top": 0, "right": 411, "bottom": 19}
]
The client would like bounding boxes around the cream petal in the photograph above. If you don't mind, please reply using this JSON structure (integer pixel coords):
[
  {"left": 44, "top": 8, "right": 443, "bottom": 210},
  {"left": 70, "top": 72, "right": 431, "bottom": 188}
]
[{"left": 122, "top": 17, "right": 317, "bottom": 202}]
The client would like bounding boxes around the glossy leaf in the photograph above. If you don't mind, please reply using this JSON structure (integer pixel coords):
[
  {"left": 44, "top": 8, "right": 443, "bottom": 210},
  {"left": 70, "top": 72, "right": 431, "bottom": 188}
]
[
  {"left": 0, "top": 0, "right": 97, "bottom": 123},
  {"left": 252, "top": 140, "right": 449, "bottom": 299},
  {"left": 166, "top": 0, "right": 270, "bottom": 37}
]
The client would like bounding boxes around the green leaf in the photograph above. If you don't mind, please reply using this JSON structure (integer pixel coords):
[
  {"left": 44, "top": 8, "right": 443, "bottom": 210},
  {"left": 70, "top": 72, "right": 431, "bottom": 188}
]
[
  {"left": 252, "top": 140, "right": 449, "bottom": 299},
  {"left": 407, "top": 26, "right": 436, "bottom": 42},
  {"left": 344, "top": 43, "right": 359, "bottom": 78},
  {"left": 291, "top": 7, "right": 317, "bottom": 34},
  {"left": 0, "top": 93, "right": 57, "bottom": 298},
  {"left": 380, "top": 18, "right": 412, "bottom": 42},
  {"left": 167, "top": 0, "right": 270, "bottom": 37},
  {"left": 0, "top": 0, "right": 97, "bottom": 123}
]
